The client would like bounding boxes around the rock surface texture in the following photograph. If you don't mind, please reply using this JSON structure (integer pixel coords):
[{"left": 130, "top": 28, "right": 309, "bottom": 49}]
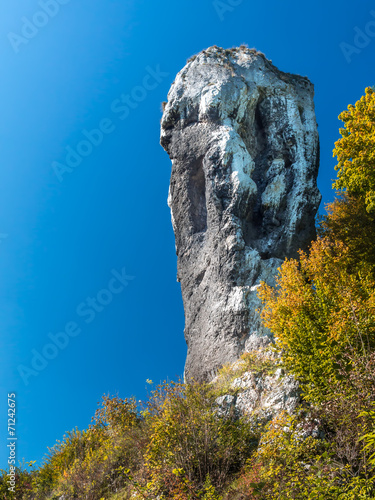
[
  {"left": 161, "top": 46, "right": 321, "bottom": 382},
  {"left": 214, "top": 348, "right": 301, "bottom": 422},
  {"left": 215, "top": 369, "right": 301, "bottom": 421}
]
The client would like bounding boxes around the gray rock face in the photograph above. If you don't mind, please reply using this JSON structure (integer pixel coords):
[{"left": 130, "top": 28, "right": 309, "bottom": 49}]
[{"left": 161, "top": 46, "right": 321, "bottom": 382}]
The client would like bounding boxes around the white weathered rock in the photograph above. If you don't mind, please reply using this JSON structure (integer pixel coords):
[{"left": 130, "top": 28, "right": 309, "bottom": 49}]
[
  {"left": 232, "top": 367, "right": 301, "bottom": 419},
  {"left": 215, "top": 394, "right": 237, "bottom": 418},
  {"left": 161, "top": 46, "right": 321, "bottom": 382}
]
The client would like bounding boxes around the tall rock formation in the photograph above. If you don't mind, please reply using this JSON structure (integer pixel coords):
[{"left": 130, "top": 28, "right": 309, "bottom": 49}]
[{"left": 161, "top": 46, "right": 321, "bottom": 382}]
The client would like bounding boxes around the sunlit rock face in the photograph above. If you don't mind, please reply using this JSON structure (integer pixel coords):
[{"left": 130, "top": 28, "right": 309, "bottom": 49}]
[{"left": 161, "top": 46, "right": 321, "bottom": 382}]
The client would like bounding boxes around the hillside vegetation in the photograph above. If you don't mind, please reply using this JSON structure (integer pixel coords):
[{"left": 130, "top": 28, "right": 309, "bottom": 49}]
[{"left": 2, "top": 88, "right": 375, "bottom": 500}]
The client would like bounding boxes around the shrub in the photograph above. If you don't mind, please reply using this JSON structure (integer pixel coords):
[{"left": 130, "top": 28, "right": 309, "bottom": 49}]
[
  {"left": 0, "top": 461, "right": 35, "bottom": 500},
  {"left": 34, "top": 395, "right": 145, "bottom": 500},
  {"left": 231, "top": 412, "right": 375, "bottom": 499},
  {"left": 143, "top": 380, "right": 258, "bottom": 498},
  {"left": 33, "top": 427, "right": 93, "bottom": 497}
]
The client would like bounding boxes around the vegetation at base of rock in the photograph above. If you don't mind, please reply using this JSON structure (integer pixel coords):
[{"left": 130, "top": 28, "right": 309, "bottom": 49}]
[
  {"left": 233, "top": 411, "right": 375, "bottom": 499},
  {"left": 143, "top": 381, "right": 258, "bottom": 498},
  {"left": 0, "top": 383, "right": 259, "bottom": 499},
  {"left": 214, "top": 349, "right": 278, "bottom": 396},
  {"left": 2, "top": 89, "right": 375, "bottom": 499},
  {"left": 259, "top": 237, "right": 375, "bottom": 403},
  {"left": 4, "top": 370, "right": 375, "bottom": 499}
]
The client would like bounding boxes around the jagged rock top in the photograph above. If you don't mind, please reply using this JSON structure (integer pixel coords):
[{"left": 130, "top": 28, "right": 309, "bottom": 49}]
[
  {"left": 161, "top": 45, "right": 315, "bottom": 143},
  {"left": 161, "top": 47, "right": 321, "bottom": 382}
]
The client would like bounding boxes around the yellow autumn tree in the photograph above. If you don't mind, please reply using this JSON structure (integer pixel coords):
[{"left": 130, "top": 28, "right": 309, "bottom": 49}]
[
  {"left": 319, "top": 193, "right": 375, "bottom": 271},
  {"left": 333, "top": 87, "right": 375, "bottom": 213},
  {"left": 258, "top": 237, "right": 375, "bottom": 402}
]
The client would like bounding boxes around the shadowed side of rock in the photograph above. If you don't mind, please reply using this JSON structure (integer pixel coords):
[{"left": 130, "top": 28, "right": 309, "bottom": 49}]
[{"left": 161, "top": 46, "right": 321, "bottom": 382}]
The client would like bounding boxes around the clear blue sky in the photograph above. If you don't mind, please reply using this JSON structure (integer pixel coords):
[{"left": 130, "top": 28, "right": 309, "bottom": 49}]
[{"left": 0, "top": 0, "right": 373, "bottom": 469}]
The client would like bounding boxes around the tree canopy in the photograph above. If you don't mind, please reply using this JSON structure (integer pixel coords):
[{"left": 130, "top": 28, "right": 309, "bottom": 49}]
[{"left": 333, "top": 86, "right": 375, "bottom": 213}]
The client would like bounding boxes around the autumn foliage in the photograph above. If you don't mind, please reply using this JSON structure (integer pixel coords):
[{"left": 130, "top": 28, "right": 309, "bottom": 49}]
[
  {"left": 259, "top": 237, "right": 375, "bottom": 401},
  {"left": 319, "top": 193, "right": 375, "bottom": 270},
  {"left": 333, "top": 86, "right": 375, "bottom": 213}
]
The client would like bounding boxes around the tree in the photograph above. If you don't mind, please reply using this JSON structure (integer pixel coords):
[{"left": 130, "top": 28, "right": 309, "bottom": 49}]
[
  {"left": 257, "top": 238, "right": 375, "bottom": 491},
  {"left": 333, "top": 87, "right": 375, "bottom": 213},
  {"left": 258, "top": 237, "right": 375, "bottom": 402},
  {"left": 318, "top": 193, "right": 375, "bottom": 271}
]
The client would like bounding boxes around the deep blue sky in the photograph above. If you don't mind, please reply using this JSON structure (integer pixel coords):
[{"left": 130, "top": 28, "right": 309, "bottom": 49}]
[{"left": 0, "top": 0, "right": 373, "bottom": 469}]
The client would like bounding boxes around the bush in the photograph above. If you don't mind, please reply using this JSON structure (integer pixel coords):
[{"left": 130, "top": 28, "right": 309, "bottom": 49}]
[
  {"left": 256, "top": 233, "right": 375, "bottom": 496},
  {"left": 0, "top": 461, "right": 35, "bottom": 500},
  {"left": 143, "top": 380, "right": 258, "bottom": 498},
  {"left": 34, "top": 395, "right": 145, "bottom": 500},
  {"left": 232, "top": 412, "right": 375, "bottom": 499},
  {"left": 33, "top": 427, "right": 94, "bottom": 497}
]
